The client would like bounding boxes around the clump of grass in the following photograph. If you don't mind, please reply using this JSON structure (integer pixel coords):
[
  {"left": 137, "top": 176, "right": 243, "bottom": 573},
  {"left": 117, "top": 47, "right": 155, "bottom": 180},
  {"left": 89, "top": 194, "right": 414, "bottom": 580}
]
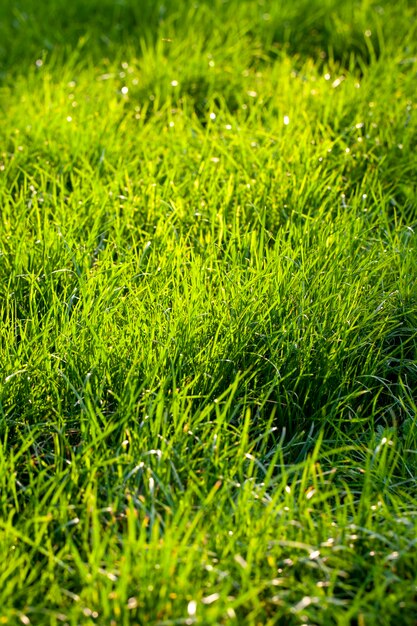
[{"left": 0, "top": 0, "right": 416, "bottom": 623}]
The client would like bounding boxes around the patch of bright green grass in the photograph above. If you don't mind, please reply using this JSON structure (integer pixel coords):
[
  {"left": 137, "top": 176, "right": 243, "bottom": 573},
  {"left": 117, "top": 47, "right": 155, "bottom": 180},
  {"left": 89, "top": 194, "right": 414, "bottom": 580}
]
[{"left": 0, "top": 0, "right": 417, "bottom": 623}]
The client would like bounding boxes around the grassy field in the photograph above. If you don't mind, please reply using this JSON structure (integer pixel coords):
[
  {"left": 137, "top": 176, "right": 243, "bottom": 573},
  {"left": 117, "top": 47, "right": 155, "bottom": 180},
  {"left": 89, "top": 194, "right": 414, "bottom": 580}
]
[{"left": 0, "top": 0, "right": 417, "bottom": 623}]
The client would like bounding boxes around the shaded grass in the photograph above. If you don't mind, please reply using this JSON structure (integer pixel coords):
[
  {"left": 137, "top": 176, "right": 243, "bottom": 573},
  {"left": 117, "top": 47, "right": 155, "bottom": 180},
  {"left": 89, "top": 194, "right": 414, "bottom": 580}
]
[{"left": 1, "top": 0, "right": 416, "bottom": 74}]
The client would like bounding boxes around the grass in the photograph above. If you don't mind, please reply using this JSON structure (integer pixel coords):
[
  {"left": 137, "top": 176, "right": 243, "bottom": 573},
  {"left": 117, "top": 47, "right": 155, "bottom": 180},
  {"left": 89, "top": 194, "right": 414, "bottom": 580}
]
[{"left": 0, "top": 0, "right": 417, "bottom": 623}]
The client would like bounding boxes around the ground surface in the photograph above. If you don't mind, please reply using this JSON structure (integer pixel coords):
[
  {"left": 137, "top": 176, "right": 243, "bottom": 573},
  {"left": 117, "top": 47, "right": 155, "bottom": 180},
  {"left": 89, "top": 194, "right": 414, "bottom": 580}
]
[{"left": 0, "top": 0, "right": 417, "bottom": 624}]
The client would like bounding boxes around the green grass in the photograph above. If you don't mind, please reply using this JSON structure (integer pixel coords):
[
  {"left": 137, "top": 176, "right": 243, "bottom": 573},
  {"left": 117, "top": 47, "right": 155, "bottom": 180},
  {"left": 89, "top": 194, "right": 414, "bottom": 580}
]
[{"left": 0, "top": 0, "right": 417, "bottom": 623}]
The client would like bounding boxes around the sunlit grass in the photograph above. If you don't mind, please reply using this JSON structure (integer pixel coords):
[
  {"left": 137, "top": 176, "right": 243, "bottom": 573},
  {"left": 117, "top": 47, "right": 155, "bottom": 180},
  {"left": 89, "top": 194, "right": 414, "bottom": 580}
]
[{"left": 0, "top": 0, "right": 416, "bottom": 623}]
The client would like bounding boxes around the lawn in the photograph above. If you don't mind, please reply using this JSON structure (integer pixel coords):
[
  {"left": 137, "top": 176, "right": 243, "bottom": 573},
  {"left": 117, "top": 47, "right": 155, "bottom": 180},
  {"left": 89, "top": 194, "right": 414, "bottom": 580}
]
[{"left": 0, "top": 0, "right": 417, "bottom": 623}]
